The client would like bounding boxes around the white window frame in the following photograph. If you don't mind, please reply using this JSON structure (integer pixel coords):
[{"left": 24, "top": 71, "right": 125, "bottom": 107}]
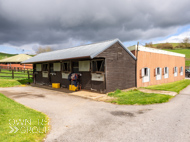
[
  {"left": 155, "top": 67, "right": 162, "bottom": 80},
  {"left": 142, "top": 67, "right": 150, "bottom": 83},
  {"left": 180, "top": 66, "right": 183, "bottom": 76},
  {"left": 174, "top": 67, "right": 178, "bottom": 77},
  {"left": 164, "top": 67, "right": 169, "bottom": 79}
]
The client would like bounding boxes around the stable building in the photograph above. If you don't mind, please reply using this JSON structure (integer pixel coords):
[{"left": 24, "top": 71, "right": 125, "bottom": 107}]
[
  {"left": 22, "top": 39, "right": 136, "bottom": 93},
  {"left": 128, "top": 45, "right": 185, "bottom": 87},
  {"left": 22, "top": 39, "right": 185, "bottom": 93}
]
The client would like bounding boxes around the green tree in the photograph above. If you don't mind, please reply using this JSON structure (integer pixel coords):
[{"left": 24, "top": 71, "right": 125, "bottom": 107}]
[
  {"left": 181, "top": 37, "right": 190, "bottom": 49},
  {"left": 156, "top": 43, "right": 174, "bottom": 49},
  {"left": 145, "top": 42, "right": 155, "bottom": 48}
]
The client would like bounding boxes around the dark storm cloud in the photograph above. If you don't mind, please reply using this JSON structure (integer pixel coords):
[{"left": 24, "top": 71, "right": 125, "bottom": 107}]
[{"left": 0, "top": 0, "right": 190, "bottom": 50}]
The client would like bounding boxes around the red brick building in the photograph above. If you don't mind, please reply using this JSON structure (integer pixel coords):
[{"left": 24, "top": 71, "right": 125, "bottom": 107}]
[{"left": 128, "top": 45, "right": 185, "bottom": 87}]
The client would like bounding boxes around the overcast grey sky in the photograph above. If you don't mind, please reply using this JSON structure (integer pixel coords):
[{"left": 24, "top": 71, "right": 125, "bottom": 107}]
[{"left": 0, "top": 0, "right": 190, "bottom": 54}]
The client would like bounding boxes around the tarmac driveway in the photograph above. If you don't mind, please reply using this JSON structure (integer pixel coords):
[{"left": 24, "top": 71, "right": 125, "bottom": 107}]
[{"left": 1, "top": 86, "right": 190, "bottom": 142}]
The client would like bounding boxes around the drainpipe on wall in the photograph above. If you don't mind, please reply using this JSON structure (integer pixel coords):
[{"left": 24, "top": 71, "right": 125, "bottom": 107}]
[{"left": 135, "top": 42, "right": 139, "bottom": 87}]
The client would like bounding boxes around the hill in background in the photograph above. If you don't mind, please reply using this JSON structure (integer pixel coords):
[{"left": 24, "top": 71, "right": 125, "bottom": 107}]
[
  {"left": 0, "top": 52, "right": 16, "bottom": 60},
  {"left": 153, "top": 43, "right": 180, "bottom": 48}
]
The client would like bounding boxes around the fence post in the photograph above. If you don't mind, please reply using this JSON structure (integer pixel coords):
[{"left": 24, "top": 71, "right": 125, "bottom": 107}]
[
  {"left": 12, "top": 70, "right": 14, "bottom": 79},
  {"left": 28, "top": 71, "right": 30, "bottom": 79},
  {"left": 0, "top": 66, "right": 1, "bottom": 72}
]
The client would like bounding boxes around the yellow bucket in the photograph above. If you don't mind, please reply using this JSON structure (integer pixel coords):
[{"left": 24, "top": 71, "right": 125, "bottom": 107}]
[
  {"left": 52, "top": 83, "right": 60, "bottom": 88},
  {"left": 69, "top": 85, "right": 78, "bottom": 91}
]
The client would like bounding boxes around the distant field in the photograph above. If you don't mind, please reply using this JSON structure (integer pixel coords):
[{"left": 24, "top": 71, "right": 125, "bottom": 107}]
[
  {"left": 153, "top": 43, "right": 179, "bottom": 48},
  {"left": 0, "top": 52, "right": 16, "bottom": 60}
]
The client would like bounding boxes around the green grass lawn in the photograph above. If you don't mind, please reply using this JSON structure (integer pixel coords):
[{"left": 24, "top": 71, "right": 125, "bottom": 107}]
[
  {"left": 0, "top": 69, "right": 33, "bottom": 87},
  {"left": 144, "top": 79, "right": 190, "bottom": 93},
  {"left": 0, "top": 78, "right": 33, "bottom": 87},
  {"left": 0, "top": 69, "right": 33, "bottom": 81},
  {"left": 0, "top": 93, "right": 49, "bottom": 142},
  {"left": 0, "top": 72, "right": 30, "bottom": 79},
  {"left": 108, "top": 89, "right": 173, "bottom": 105},
  {"left": 186, "top": 60, "right": 190, "bottom": 66}
]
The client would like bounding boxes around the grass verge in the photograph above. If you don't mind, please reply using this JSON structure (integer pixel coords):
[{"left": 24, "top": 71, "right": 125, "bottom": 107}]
[
  {"left": 0, "top": 78, "right": 33, "bottom": 87},
  {"left": 108, "top": 89, "right": 173, "bottom": 105},
  {"left": 0, "top": 93, "right": 49, "bottom": 142},
  {"left": 144, "top": 79, "right": 190, "bottom": 93}
]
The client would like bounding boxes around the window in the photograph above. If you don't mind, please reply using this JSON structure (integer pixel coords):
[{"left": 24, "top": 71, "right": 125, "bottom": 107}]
[
  {"left": 180, "top": 67, "right": 183, "bottom": 76},
  {"left": 157, "top": 67, "right": 160, "bottom": 75},
  {"left": 92, "top": 60, "right": 105, "bottom": 72},
  {"left": 42, "top": 64, "right": 48, "bottom": 71},
  {"left": 62, "top": 62, "right": 70, "bottom": 72},
  {"left": 155, "top": 67, "right": 161, "bottom": 80},
  {"left": 141, "top": 67, "right": 150, "bottom": 83},
  {"left": 180, "top": 67, "right": 183, "bottom": 72},
  {"left": 174, "top": 67, "right": 178, "bottom": 77},
  {"left": 164, "top": 67, "right": 169, "bottom": 79},
  {"left": 144, "top": 68, "right": 148, "bottom": 76},
  {"left": 174, "top": 67, "right": 177, "bottom": 73},
  {"left": 164, "top": 67, "right": 168, "bottom": 74}
]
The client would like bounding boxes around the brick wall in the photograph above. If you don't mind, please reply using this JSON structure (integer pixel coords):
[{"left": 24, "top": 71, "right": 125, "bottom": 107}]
[{"left": 136, "top": 51, "right": 185, "bottom": 87}]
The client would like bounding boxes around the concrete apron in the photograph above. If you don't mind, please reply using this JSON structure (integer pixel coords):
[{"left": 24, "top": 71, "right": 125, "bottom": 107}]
[{"left": 31, "top": 84, "right": 115, "bottom": 102}]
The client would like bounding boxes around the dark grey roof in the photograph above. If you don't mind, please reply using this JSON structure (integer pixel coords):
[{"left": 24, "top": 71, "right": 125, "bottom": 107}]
[{"left": 22, "top": 39, "right": 136, "bottom": 63}]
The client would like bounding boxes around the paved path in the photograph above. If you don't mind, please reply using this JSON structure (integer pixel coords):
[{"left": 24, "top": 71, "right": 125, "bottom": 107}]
[{"left": 1, "top": 86, "right": 190, "bottom": 142}]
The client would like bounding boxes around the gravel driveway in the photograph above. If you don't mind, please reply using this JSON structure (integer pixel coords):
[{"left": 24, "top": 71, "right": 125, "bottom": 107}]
[{"left": 1, "top": 85, "right": 190, "bottom": 142}]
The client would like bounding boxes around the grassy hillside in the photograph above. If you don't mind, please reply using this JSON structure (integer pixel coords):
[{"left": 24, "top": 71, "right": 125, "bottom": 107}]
[
  {"left": 153, "top": 43, "right": 180, "bottom": 48},
  {"left": 0, "top": 52, "right": 16, "bottom": 60}
]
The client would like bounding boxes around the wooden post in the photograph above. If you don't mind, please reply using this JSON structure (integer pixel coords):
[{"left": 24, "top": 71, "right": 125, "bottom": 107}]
[
  {"left": 0, "top": 66, "right": 1, "bottom": 72},
  {"left": 28, "top": 71, "right": 30, "bottom": 79},
  {"left": 12, "top": 70, "right": 14, "bottom": 79}
]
